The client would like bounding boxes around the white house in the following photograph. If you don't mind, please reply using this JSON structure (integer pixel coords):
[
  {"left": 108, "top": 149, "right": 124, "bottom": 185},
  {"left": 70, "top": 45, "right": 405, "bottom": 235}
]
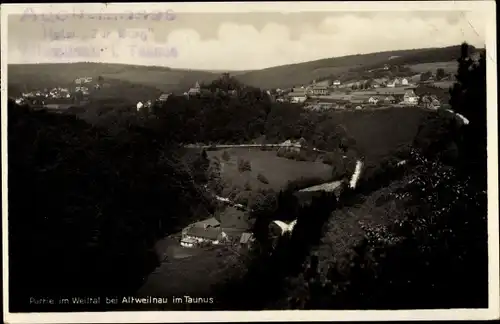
[
  {"left": 180, "top": 226, "right": 227, "bottom": 248},
  {"left": 187, "top": 81, "right": 201, "bottom": 96},
  {"left": 136, "top": 102, "right": 144, "bottom": 111},
  {"left": 403, "top": 90, "right": 419, "bottom": 105},
  {"left": 288, "top": 89, "right": 308, "bottom": 103},
  {"left": 158, "top": 93, "right": 171, "bottom": 102},
  {"left": 333, "top": 80, "right": 341, "bottom": 87},
  {"left": 401, "top": 78, "right": 409, "bottom": 86},
  {"left": 290, "top": 95, "right": 307, "bottom": 103},
  {"left": 368, "top": 96, "right": 379, "bottom": 104}
]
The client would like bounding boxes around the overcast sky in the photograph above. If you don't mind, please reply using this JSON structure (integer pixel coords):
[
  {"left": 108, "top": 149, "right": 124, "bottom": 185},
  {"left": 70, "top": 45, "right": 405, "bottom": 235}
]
[{"left": 6, "top": 10, "right": 486, "bottom": 70}]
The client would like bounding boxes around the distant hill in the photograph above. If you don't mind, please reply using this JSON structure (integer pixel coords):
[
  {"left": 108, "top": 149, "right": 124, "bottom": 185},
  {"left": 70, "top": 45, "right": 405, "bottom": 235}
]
[
  {"left": 8, "top": 45, "right": 479, "bottom": 94},
  {"left": 234, "top": 45, "right": 479, "bottom": 89},
  {"left": 8, "top": 63, "right": 219, "bottom": 95}
]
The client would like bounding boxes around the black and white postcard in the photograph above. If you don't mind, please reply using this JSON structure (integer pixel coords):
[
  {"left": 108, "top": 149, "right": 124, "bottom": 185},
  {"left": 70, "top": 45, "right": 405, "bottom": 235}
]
[{"left": 1, "top": 1, "right": 499, "bottom": 323}]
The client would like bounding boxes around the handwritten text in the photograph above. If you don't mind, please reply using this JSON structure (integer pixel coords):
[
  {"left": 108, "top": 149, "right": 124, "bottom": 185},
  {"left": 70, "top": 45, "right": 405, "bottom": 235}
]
[
  {"left": 20, "top": 8, "right": 176, "bottom": 22},
  {"left": 20, "top": 44, "right": 178, "bottom": 59},
  {"left": 43, "top": 26, "right": 154, "bottom": 42}
]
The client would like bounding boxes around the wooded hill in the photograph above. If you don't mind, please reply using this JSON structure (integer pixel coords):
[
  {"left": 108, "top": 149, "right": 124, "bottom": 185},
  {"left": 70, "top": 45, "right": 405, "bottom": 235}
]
[{"left": 8, "top": 45, "right": 479, "bottom": 93}]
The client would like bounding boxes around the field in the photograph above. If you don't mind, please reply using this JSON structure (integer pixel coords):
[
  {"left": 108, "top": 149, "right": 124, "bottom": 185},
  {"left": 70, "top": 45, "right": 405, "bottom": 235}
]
[
  {"left": 408, "top": 61, "right": 458, "bottom": 73},
  {"left": 374, "top": 87, "right": 416, "bottom": 95},
  {"left": 326, "top": 107, "right": 431, "bottom": 165},
  {"left": 432, "top": 80, "right": 455, "bottom": 89},
  {"left": 208, "top": 148, "right": 334, "bottom": 193}
]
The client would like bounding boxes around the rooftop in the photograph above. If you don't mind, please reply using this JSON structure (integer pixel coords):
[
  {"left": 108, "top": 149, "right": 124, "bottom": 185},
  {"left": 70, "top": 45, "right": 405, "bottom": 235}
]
[
  {"left": 194, "top": 217, "right": 220, "bottom": 228},
  {"left": 186, "top": 227, "right": 222, "bottom": 240},
  {"left": 240, "top": 232, "right": 254, "bottom": 244}
]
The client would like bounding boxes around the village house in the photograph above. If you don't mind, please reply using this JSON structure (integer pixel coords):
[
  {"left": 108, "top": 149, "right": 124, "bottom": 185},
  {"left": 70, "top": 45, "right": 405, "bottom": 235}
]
[
  {"left": 372, "top": 78, "right": 387, "bottom": 88},
  {"left": 158, "top": 93, "right": 171, "bottom": 102},
  {"left": 136, "top": 101, "right": 144, "bottom": 111},
  {"left": 386, "top": 77, "right": 402, "bottom": 88},
  {"left": 401, "top": 78, "right": 409, "bottom": 86},
  {"left": 384, "top": 95, "right": 396, "bottom": 104},
  {"left": 239, "top": 232, "right": 255, "bottom": 248},
  {"left": 180, "top": 227, "right": 228, "bottom": 248},
  {"left": 368, "top": 96, "right": 380, "bottom": 104},
  {"left": 311, "top": 85, "right": 330, "bottom": 96},
  {"left": 75, "top": 86, "right": 89, "bottom": 95},
  {"left": 187, "top": 81, "right": 201, "bottom": 96},
  {"left": 180, "top": 217, "right": 228, "bottom": 248},
  {"left": 403, "top": 90, "right": 419, "bottom": 105},
  {"left": 75, "top": 77, "right": 93, "bottom": 84},
  {"left": 287, "top": 87, "right": 308, "bottom": 103}
]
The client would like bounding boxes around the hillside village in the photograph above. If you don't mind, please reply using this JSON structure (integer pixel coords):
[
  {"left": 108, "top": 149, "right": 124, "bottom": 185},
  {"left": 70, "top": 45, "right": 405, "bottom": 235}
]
[
  {"left": 10, "top": 59, "right": 455, "bottom": 114},
  {"left": 272, "top": 68, "right": 454, "bottom": 111}
]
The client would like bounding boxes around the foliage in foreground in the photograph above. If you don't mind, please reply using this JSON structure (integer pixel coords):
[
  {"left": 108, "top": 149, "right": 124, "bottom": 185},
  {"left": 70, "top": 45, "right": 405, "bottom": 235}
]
[
  {"left": 7, "top": 102, "right": 213, "bottom": 311},
  {"left": 210, "top": 43, "right": 488, "bottom": 310}
]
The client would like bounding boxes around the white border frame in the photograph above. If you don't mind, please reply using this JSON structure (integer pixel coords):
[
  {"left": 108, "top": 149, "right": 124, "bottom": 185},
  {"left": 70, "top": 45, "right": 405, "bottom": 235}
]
[{"left": 1, "top": 2, "right": 498, "bottom": 323}]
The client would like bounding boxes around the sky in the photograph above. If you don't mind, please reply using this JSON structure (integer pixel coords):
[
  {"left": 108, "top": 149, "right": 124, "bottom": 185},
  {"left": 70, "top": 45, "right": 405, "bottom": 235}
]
[{"left": 6, "top": 9, "right": 486, "bottom": 71}]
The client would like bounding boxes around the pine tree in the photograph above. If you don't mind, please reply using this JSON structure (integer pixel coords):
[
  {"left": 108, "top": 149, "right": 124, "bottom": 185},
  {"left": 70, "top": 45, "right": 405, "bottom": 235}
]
[{"left": 448, "top": 42, "right": 487, "bottom": 180}]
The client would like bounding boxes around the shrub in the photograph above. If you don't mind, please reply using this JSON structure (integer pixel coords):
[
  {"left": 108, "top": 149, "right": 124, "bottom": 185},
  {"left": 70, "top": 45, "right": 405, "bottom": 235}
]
[
  {"left": 257, "top": 173, "right": 270, "bottom": 184},
  {"left": 244, "top": 181, "right": 252, "bottom": 191},
  {"left": 237, "top": 158, "right": 252, "bottom": 172}
]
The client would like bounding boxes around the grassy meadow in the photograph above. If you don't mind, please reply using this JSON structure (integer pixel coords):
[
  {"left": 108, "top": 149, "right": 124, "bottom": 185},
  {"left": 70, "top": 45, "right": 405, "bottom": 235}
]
[
  {"left": 326, "top": 107, "right": 431, "bottom": 165},
  {"left": 408, "top": 61, "right": 458, "bottom": 73},
  {"left": 208, "top": 148, "right": 334, "bottom": 193}
]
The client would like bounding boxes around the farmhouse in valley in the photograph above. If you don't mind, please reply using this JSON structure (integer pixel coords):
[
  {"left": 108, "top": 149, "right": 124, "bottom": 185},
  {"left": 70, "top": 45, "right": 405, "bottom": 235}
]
[{"left": 180, "top": 217, "right": 228, "bottom": 248}]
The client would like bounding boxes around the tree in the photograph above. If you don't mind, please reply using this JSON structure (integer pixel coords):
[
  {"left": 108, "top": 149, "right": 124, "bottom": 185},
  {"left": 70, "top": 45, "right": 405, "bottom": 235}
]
[
  {"left": 448, "top": 43, "right": 487, "bottom": 179},
  {"left": 436, "top": 68, "right": 446, "bottom": 81},
  {"left": 420, "top": 71, "right": 433, "bottom": 82},
  {"left": 7, "top": 100, "right": 211, "bottom": 311}
]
